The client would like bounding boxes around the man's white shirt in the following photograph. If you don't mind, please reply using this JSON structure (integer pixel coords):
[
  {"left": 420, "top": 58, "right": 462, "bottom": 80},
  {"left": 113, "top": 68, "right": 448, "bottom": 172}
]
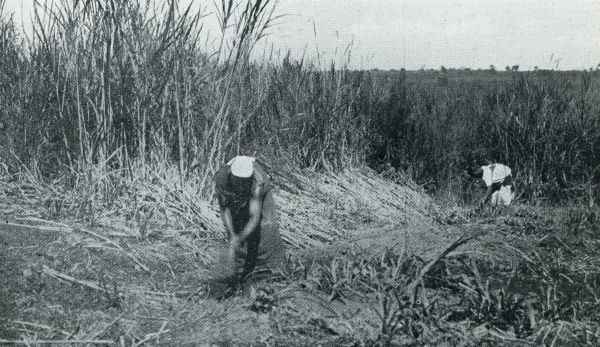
[{"left": 481, "top": 164, "right": 511, "bottom": 187}]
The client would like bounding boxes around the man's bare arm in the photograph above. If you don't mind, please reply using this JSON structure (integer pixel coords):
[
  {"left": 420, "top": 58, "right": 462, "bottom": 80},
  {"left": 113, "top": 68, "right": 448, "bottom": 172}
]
[
  {"left": 220, "top": 207, "right": 235, "bottom": 239},
  {"left": 237, "top": 185, "right": 264, "bottom": 243},
  {"left": 227, "top": 185, "right": 263, "bottom": 268}
]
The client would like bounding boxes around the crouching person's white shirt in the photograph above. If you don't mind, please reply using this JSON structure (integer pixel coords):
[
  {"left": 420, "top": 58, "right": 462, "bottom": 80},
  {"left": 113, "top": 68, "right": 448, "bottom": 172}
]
[{"left": 482, "top": 164, "right": 514, "bottom": 206}]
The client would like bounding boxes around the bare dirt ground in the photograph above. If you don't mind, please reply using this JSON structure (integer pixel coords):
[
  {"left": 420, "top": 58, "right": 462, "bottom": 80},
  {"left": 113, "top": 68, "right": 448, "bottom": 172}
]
[{"left": 1, "top": 171, "right": 599, "bottom": 346}]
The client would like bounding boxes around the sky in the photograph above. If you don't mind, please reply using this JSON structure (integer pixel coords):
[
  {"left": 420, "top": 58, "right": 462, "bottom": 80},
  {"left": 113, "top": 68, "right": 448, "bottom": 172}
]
[{"left": 3, "top": 0, "right": 600, "bottom": 70}]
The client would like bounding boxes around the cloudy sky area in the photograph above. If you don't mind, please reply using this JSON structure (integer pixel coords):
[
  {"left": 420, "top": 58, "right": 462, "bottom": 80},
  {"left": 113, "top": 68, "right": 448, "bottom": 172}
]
[{"left": 4, "top": 0, "right": 600, "bottom": 70}]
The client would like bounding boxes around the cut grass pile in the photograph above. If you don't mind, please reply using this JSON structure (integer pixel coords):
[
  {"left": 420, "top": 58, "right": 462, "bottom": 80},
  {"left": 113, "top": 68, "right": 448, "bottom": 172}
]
[{"left": 0, "top": 164, "right": 435, "bottom": 248}]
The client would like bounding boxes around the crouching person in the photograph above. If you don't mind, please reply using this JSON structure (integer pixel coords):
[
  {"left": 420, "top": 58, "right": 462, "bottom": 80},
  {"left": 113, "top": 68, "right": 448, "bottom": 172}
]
[
  {"left": 213, "top": 156, "right": 286, "bottom": 287},
  {"left": 469, "top": 162, "right": 514, "bottom": 207}
]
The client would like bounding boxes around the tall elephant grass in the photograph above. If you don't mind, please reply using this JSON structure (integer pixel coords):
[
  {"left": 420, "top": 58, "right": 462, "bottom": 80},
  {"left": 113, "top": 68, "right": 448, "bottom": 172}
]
[
  {"left": 367, "top": 69, "right": 600, "bottom": 205},
  {"left": 0, "top": 0, "right": 372, "bottom": 226},
  {"left": 1, "top": 0, "right": 598, "bottom": 215}
]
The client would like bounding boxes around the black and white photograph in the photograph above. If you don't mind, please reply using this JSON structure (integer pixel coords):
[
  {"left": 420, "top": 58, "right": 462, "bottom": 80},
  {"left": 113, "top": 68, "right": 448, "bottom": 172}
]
[{"left": 1, "top": 0, "right": 599, "bottom": 345}]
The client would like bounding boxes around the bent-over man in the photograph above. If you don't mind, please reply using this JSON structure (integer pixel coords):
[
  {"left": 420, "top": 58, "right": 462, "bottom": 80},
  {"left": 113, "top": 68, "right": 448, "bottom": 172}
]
[
  {"left": 469, "top": 162, "right": 514, "bottom": 206},
  {"left": 213, "top": 156, "right": 286, "bottom": 283}
]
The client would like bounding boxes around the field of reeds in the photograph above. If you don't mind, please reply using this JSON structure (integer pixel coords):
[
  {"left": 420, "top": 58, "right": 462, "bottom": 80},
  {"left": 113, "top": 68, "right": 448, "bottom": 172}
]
[
  {"left": 1, "top": 0, "right": 599, "bottom": 203},
  {"left": 1, "top": 0, "right": 599, "bottom": 345}
]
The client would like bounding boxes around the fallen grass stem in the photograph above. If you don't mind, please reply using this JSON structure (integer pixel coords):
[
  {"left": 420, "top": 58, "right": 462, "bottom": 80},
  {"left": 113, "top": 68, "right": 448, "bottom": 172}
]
[
  {"left": 133, "top": 321, "right": 169, "bottom": 346},
  {"left": 0, "top": 339, "right": 116, "bottom": 345},
  {"left": 84, "top": 314, "right": 125, "bottom": 342},
  {"left": 1, "top": 320, "right": 70, "bottom": 337},
  {"left": 73, "top": 227, "right": 151, "bottom": 272},
  {"left": 42, "top": 265, "right": 110, "bottom": 293}
]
